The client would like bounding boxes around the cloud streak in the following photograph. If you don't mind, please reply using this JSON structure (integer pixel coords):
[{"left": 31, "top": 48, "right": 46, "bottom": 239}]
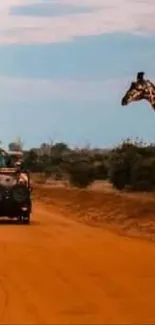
[
  {"left": 0, "top": 76, "right": 125, "bottom": 102},
  {"left": 0, "top": 0, "right": 154, "bottom": 44},
  {"left": 10, "top": 2, "right": 98, "bottom": 17}
]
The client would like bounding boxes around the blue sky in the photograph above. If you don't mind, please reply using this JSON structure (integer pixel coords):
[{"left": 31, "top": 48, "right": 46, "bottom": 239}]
[{"left": 0, "top": 0, "right": 155, "bottom": 148}]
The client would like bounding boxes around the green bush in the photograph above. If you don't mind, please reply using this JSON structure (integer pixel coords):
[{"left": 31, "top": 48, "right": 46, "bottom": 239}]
[
  {"left": 91, "top": 161, "right": 107, "bottom": 181},
  {"left": 108, "top": 140, "right": 155, "bottom": 191},
  {"left": 108, "top": 142, "right": 142, "bottom": 190},
  {"left": 22, "top": 139, "right": 155, "bottom": 192},
  {"left": 68, "top": 162, "right": 94, "bottom": 188},
  {"left": 131, "top": 157, "right": 155, "bottom": 191},
  {"left": 108, "top": 157, "right": 130, "bottom": 189}
]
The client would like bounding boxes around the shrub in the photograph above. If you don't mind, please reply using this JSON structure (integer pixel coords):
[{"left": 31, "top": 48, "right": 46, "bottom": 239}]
[
  {"left": 131, "top": 157, "right": 155, "bottom": 191},
  {"left": 108, "top": 142, "right": 141, "bottom": 190},
  {"left": 68, "top": 162, "right": 94, "bottom": 188},
  {"left": 108, "top": 156, "right": 130, "bottom": 189},
  {"left": 92, "top": 161, "right": 108, "bottom": 180}
]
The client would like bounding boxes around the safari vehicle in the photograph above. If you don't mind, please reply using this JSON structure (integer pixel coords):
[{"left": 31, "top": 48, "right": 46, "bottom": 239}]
[{"left": 0, "top": 149, "right": 32, "bottom": 224}]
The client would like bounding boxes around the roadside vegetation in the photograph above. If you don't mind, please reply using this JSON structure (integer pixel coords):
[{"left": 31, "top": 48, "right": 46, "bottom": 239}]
[{"left": 9, "top": 138, "right": 155, "bottom": 191}]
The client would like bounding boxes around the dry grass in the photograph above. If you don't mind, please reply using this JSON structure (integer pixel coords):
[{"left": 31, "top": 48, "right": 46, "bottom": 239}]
[{"left": 33, "top": 180, "right": 155, "bottom": 241}]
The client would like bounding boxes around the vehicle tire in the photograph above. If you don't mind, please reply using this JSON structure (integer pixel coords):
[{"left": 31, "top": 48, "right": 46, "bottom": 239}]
[
  {"left": 23, "top": 218, "right": 30, "bottom": 225},
  {"left": 12, "top": 184, "right": 29, "bottom": 204},
  {"left": 17, "top": 216, "right": 23, "bottom": 224},
  {"left": 24, "top": 211, "right": 30, "bottom": 225},
  {"left": 18, "top": 213, "right": 30, "bottom": 225},
  {"left": 0, "top": 185, "right": 5, "bottom": 202}
]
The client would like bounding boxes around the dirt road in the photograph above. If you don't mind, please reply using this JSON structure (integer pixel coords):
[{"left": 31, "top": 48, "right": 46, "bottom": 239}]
[{"left": 0, "top": 201, "right": 155, "bottom": 324}]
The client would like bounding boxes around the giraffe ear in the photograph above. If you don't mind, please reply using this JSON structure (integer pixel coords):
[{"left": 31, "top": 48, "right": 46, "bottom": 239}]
[
  {"left": 130, "top": 82, "right": 136, "bottom": 88},
  {"left": 137, "top": 72, "right": 145, "bottom": 81}
]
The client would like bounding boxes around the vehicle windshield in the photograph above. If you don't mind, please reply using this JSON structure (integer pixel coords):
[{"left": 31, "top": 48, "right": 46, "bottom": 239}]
[
  {"left": 0, "top": 154, "right": 7, "bottom": 167},
  {"left": 0, "top": 151, "right": 23, "bottom": 168},
  {"left": 7, "top": 155, "right": 20, "bottom": 167}
]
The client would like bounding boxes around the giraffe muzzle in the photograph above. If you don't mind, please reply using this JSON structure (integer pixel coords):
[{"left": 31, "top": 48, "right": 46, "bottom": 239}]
[{"left": 121, "top": 97, "right": 128, "bottom": 106}]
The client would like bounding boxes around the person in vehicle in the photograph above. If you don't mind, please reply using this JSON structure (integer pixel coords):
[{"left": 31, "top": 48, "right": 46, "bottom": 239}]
[{"left": 0, "top": 151, "right": 7, "bottom": 167}]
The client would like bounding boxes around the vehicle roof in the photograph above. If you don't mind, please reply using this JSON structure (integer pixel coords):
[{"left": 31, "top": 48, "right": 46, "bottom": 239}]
[{"left": 7, "top": 151, "right": 23, "bottom": 156}]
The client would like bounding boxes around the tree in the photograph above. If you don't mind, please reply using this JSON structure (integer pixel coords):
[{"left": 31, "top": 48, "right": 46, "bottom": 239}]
[
  {"left": 24, "top": 149, "right": 38, "bottom": 171},
  {"left": 8, "top": 137, "right": 24, "bottom": 151},
  {"left": 131, "top": 157, "right": 155, "bottom": 191},
  {"left": 51, "top": 142, "right": 69, "bottom": 154},
  {"left": 108, "top": 141, "right": 140, "bottom": 190}
]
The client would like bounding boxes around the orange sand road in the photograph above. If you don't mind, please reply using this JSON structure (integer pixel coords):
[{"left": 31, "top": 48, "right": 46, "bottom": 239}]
[{"left": 0, "top": 201, "right": 155, "bottom": 324}]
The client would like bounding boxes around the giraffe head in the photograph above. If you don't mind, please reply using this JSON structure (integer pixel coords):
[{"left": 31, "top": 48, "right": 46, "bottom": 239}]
[{"left": 121, "top": 72, "right": 155, "bottom": 110}]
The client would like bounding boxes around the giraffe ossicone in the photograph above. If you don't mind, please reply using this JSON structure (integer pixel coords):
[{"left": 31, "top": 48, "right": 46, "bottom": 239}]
[{"left": 121, "top": 72, "right": 155, "bottom": 111}]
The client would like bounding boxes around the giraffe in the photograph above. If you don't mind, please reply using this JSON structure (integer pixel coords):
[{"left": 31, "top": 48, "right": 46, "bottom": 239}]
[{"left": 121, "top": 72, "right": 155, "bottom": 111}]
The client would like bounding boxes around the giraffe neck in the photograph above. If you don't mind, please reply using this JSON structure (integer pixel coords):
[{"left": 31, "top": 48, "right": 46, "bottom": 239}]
[
  {"left": 151, "top": 101, "right": 155, "bottom": 111},
  {"left": 145, "top": 81, "right": 155, "bottom": 109},
  {"left": 149, "top": 91, "right": 155, "bottom": 110}
]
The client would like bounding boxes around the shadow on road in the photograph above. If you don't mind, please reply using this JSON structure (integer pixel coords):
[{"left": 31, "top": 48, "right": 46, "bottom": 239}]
[{"left": 0, "top": 219, "right": 37, "bottom": 226}]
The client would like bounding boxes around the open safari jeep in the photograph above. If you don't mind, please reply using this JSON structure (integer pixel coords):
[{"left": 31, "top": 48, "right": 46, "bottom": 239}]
[{"left": 0, "top": 150, "right": 32, "bottom": 224}]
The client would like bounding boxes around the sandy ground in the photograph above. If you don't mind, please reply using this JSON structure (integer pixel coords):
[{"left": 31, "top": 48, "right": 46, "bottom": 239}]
[
  {"left": 0, "top": 184, "right": 155, "bottom": 324},
  {"left": 34, "top": 183, "right": 155, "bottom": 241}
]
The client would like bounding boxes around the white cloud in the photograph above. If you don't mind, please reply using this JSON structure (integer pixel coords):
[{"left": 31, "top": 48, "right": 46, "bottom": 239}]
[
  {"left": 0, "top": 76, "right": 125, "bottom": 102},
  {"left": 0, "top": 0, "right": 154, "bottom": 44}
]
